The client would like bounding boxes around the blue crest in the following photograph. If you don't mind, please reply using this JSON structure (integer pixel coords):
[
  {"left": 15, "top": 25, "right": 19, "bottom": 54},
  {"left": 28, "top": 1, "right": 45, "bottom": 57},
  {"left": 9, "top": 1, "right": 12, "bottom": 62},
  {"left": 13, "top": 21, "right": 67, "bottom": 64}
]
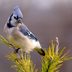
[{"left": 13, "top": 6, "right": 23, "bottom": 18}]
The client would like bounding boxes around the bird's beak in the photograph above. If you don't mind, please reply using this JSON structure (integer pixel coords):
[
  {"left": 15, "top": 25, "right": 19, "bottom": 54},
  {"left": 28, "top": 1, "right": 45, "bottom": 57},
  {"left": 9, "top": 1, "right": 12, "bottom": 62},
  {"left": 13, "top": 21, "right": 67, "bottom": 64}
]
[{"left": 17, "top": 18, "right": 22, "bottom": 23}]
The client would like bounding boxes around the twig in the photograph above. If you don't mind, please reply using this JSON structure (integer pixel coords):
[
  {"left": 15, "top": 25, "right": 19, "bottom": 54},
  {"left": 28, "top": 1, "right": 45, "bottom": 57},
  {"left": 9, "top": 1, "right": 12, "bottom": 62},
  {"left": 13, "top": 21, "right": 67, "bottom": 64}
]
[{"left": 56, "top": 37, "right": 59, "bottom": 55}]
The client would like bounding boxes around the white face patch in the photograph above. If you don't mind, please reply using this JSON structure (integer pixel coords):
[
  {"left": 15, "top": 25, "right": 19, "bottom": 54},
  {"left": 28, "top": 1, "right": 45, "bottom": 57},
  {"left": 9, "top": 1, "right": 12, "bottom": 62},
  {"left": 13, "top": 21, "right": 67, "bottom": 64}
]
[{"left": 10, "top": 15, "right": 17, "bottom": 26}]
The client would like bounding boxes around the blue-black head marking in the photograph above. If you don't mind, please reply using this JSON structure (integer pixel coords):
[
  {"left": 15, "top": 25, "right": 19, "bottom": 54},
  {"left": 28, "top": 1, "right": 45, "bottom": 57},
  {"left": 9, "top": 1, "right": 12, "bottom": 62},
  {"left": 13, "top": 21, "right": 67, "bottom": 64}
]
[
  {"left": 7, "top": 13, "right": 15, "bottom": 28},
  {"left": 13, "top": 6, "right": 23, "bottom": 23},
  {"left": 7, "top": 6, "right": 23, "bottom": 28},
  {"left": 13, "top": 6, "right": 23, "bottom": 20}
]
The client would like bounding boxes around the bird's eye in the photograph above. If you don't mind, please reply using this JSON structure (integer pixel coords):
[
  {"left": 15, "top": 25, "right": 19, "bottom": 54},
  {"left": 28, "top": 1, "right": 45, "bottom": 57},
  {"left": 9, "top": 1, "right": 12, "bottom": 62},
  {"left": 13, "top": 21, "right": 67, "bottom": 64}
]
[{"left": 14, "top": 16, "right": 17, "bottom": 19}]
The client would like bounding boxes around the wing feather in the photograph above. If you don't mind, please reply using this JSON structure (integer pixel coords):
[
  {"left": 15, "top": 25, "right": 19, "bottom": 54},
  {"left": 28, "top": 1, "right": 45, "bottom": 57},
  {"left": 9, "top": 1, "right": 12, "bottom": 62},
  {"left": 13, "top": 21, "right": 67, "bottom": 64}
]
[{"left": 19, "top": 24, "right": 38, "bottom": 41}]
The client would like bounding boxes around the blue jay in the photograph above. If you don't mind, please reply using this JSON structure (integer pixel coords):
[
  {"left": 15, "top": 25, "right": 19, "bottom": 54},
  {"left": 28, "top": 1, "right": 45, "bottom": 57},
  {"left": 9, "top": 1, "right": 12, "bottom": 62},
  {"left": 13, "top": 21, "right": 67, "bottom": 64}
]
[{"left": 4, "top": 6, "right": 45, "bottom": 56}]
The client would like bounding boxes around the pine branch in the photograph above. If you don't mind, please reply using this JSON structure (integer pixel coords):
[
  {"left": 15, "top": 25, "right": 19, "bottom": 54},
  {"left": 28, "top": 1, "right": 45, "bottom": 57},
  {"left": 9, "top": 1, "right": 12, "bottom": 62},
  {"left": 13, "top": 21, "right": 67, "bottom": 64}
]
[
  {"left": 41, "top": 37, "right": 72, "bottom": 72},
  {"left": 0, "top": 35, "right": 72, "bottom": 72}
]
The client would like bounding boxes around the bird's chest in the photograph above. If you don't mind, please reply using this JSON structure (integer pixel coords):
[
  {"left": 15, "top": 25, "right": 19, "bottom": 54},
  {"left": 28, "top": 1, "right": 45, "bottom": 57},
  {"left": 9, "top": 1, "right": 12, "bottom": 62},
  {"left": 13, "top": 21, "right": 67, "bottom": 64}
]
[
  {"left": 5, "top": 28, "right": 21, "bottom": 48},
  {"left": 7, "top": 35, "right": 22, "bottom": 49},
  {"left": 9, "top": 35, "right": 36, "bottom": 52}
]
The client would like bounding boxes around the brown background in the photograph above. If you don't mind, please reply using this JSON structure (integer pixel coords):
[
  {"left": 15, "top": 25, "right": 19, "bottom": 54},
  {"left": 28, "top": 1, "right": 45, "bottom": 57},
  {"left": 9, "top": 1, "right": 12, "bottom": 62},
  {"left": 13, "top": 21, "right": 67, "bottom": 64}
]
[{"left": 0, "top": 0, "right": 72, "bottom": 72}]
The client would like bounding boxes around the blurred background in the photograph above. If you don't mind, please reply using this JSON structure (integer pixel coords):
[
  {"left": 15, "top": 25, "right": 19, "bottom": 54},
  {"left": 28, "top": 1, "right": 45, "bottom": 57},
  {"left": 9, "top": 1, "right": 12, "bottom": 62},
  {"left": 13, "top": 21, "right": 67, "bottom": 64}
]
[{"left": 0, "top": 0, "right": 72, "bottom": 72}]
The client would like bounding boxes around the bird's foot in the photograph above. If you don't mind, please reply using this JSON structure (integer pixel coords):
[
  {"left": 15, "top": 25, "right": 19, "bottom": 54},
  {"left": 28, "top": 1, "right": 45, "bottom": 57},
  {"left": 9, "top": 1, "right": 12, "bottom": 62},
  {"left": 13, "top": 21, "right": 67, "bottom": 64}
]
[{"left": 14, "top": 48, "right": 20, "bottom": 53}]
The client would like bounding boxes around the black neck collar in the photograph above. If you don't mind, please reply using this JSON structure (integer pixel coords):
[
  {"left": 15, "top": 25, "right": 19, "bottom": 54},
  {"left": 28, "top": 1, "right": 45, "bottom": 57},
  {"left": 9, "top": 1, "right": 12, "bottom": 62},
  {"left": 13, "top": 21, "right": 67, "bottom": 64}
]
[{"left": 7, "top": 23, "right": 15, "bottom": 28}]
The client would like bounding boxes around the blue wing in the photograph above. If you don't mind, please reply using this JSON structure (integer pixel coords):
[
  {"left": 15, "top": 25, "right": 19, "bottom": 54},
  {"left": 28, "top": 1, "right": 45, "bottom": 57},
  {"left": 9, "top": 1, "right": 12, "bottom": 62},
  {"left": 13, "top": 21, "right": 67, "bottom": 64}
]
[{"left": 19, "top": 24, "right": 38, "bottom": 41}]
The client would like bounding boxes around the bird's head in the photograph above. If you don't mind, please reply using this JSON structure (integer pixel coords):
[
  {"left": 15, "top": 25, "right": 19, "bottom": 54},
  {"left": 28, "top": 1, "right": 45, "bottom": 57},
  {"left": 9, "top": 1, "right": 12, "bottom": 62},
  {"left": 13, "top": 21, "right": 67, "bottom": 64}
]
[{"left": 7, "top": 6, "right": 23, "bottom": 28}]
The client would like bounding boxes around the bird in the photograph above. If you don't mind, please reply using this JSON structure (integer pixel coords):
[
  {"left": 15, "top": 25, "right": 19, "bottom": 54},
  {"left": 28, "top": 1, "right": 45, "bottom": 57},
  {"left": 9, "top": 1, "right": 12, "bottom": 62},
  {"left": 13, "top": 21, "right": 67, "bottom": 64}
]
[{"left": 4, "top": 6, "right": 45, "bottom": 56}]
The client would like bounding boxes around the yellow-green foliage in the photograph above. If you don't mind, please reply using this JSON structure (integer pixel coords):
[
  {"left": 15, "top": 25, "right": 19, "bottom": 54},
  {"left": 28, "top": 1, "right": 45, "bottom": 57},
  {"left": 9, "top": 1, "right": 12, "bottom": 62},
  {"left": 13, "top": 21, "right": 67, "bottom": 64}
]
[
  {"left": 41, "top": 41, "right": 72, "bottom": 72},
  {"left": 0, "top": 35, "right": 72, "bottom": 72},
  {"left": 7, "top": 53, "right": 36, "bottom": 72},
  {"left": 0, "top": 35, "right": 37, "bottom": 72}
]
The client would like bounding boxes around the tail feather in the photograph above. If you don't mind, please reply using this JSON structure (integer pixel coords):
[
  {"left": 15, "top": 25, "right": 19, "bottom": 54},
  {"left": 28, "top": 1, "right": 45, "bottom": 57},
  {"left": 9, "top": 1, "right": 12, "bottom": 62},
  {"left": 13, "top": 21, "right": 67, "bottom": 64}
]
[{"left": 34, "top": 48, "right": 45, "bottom": 56}]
